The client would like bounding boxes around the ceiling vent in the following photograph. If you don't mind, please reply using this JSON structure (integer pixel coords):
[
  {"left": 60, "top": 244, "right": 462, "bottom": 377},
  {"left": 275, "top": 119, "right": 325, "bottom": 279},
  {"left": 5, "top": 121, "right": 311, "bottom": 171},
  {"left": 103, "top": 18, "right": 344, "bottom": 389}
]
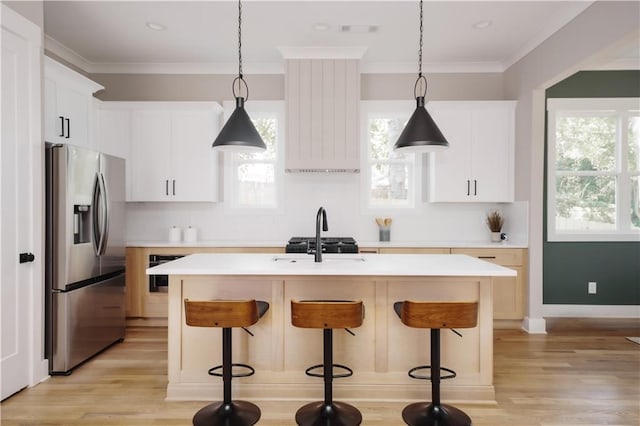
[{"left": 340, "top": 25, "right": 378, "bottom": 33}]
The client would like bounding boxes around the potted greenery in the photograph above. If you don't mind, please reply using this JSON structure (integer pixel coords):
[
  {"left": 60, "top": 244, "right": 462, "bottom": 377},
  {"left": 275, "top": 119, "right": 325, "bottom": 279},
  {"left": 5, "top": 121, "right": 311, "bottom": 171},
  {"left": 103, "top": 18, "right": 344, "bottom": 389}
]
[{"left": 486, "top": 211, "right": 504, "bottom": 242}]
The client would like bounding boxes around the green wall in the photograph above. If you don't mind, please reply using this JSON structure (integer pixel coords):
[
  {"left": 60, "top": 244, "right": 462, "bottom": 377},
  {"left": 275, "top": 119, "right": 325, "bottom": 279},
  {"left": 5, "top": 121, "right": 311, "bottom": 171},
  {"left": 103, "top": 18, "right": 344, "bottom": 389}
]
[{"left": 544, "top": 70, "right": 640, "bottom": 305}]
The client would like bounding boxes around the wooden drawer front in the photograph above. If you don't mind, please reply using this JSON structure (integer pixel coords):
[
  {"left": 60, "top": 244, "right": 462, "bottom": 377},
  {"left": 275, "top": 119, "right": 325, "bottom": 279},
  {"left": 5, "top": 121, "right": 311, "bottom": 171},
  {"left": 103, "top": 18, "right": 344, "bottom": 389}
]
[
  {"left": 359, "top": 247, "right": 379, "bottom": 254},
  {"left": 451, "top": 248, "right": 523, "bottom": 266},
  {"left": 379, "top": 248, "right": 450, "bottom": 254}
]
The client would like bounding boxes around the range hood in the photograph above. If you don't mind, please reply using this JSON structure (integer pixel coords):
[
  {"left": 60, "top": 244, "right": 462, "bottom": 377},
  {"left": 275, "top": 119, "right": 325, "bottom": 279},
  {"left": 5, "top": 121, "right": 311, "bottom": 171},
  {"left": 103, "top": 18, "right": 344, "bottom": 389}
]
[{"left": 282, "top": 48, "right": 364, "bottom": 173}]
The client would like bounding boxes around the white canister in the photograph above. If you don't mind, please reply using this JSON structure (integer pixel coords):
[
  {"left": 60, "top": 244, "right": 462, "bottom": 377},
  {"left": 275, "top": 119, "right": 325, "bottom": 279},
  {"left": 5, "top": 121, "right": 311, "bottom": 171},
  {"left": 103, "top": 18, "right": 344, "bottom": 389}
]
[
  {"left": 183, "top": 226, "right": 198, "bottom": 243},
  {"left": 168, "top": 226, "right": 182, "bottom": 243}
]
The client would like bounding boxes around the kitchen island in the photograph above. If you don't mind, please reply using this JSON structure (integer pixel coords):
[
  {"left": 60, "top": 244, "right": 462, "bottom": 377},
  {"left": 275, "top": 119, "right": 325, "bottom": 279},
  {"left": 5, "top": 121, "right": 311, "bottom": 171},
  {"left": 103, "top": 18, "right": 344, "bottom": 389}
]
[{"left": 147, "top": 253, "right": 516, "bottom": 404}]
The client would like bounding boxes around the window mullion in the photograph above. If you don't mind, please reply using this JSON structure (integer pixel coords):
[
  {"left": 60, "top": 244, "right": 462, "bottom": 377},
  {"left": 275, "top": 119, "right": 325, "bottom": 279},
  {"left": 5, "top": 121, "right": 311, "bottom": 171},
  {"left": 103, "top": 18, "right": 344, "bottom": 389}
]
[{"left": 618, "top": 112, "right": 631, "bottom": 231}]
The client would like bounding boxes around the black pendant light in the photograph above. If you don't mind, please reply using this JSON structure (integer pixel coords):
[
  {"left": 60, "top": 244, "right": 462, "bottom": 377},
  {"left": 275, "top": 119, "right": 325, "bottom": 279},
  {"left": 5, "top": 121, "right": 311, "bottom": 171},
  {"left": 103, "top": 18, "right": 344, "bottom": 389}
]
[
  {"left": 393, "top": 0, "right": 448, "bottom": 152},
  {"left": 212, "top": 0, "right": 266, "bottom": 151}
]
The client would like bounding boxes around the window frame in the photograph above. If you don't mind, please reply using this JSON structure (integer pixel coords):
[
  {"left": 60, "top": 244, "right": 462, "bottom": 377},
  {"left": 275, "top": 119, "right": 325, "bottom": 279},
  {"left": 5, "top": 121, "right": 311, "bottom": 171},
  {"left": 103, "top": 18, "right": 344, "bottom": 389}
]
[
  {"left": 546, "top": 97, "right": 640, "bottom": 241},
  {"left": 360, "top": 100, "right": 421, "bottom": 213},
  {"left": 222, "top": 100, "right": 285, "bottom": 213}
]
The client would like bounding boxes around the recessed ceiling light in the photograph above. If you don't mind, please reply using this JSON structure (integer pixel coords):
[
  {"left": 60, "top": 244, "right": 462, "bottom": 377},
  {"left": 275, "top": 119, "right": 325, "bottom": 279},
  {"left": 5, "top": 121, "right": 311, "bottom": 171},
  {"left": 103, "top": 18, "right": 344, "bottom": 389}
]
[
  {"left": 146, "top": 21, "right": 166, "bottom": 31},
  {"left": 313, "top": 23, "right": 330, "bottom": 31},
  {"left": 473, "top": 20, "right": 492, "bottom": 30}
]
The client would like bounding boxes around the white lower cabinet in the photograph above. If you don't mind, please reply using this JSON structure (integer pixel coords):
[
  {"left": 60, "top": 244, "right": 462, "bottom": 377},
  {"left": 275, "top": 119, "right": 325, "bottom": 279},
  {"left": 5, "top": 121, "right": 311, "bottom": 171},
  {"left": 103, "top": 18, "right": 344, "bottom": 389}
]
[
  {"left": 427, "top": 101, "right": 516, "bottom": 202},
  {"left": 96, "top": 102, "right": 221, "bottom": 202}
]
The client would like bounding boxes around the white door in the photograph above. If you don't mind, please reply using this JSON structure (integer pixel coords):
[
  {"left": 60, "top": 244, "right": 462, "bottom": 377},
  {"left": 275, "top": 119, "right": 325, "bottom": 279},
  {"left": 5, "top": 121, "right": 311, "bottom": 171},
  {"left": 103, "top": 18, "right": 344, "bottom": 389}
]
[{"left": 1, "top": 5, "right": 43, "bottom": 400}]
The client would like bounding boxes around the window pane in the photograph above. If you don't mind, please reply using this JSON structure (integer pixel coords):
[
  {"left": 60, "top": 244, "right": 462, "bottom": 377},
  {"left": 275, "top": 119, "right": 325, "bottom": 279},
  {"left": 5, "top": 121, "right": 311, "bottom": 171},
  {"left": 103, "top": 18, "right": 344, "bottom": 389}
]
[
  {"left": 370, "top": 163, "right": 410, "bottom": 206},
  {"left": 369, "top": 118, "right": 409, "bottom": 160},
  {"left": 235, "top": 163, "right": 276, "bottom": 207},
  {"left": 556, "top": 115, "right": 616, "bottom": 171},
  {"left": 632, "top": 176, "right": 640, "bottom": 230},
  {"left": 237, "top": 117, "right": 277, "bottom": 161},
  {"left": 555, "top": 176, "right": 616, "bottom": 230},
  {"left": 629, "top": 114, "right": 639, "bottom": 172}
]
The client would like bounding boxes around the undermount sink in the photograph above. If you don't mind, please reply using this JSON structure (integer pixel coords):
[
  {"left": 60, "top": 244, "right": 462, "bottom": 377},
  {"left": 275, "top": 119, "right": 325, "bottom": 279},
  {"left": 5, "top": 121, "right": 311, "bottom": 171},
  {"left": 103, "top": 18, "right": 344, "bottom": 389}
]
[{"left": 273, "top": 256, "right": 366, "bottom": 263}]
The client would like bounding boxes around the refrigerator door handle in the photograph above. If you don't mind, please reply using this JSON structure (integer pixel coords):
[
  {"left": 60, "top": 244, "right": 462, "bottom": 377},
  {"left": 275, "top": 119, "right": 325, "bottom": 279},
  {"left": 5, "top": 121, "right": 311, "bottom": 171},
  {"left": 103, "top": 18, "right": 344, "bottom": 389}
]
[
  {"left": 92, "top": 172, "right": 109, "bottom": 255},
  {"left": 98, "top": 172, "right": 110, "bottom": 255},
  {"left": 92, "top": 173, "right": 102, "bottom": 256}
]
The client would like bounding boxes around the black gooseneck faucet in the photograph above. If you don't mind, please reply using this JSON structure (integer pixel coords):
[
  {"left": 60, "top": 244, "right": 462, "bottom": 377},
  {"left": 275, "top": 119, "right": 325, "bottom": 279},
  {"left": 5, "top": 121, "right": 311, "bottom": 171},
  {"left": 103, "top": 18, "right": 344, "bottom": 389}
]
[{"left": 315, "top": 207, "right": 328, "bottom": 262}]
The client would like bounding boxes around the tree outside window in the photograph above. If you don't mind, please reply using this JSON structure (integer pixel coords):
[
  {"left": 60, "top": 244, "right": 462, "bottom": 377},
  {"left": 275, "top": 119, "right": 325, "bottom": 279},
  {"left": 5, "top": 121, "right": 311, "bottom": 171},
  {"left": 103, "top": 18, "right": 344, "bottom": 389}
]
[
  {"left": 547, "top": 98, "right": 640, "bottom": 241},
  {"left": 224, "top": 101, "right": 284, "bottom": 210},
  {"left": 362, "top": 101, "right": 417, "bottom": 210}
]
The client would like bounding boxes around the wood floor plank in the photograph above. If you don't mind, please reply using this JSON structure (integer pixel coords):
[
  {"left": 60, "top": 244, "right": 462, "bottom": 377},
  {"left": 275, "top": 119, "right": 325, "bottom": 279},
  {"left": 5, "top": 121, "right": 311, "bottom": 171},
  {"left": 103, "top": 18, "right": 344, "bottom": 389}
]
[{"left": 1, "top": 320, "right": 639, "bottom": 425}]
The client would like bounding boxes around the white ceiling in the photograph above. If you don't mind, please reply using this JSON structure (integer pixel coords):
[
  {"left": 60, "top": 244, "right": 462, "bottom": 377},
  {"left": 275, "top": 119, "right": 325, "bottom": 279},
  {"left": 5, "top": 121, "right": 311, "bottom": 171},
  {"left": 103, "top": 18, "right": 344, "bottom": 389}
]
[{"left": 42, "top": 0, "right": 637, "bottom": 74}]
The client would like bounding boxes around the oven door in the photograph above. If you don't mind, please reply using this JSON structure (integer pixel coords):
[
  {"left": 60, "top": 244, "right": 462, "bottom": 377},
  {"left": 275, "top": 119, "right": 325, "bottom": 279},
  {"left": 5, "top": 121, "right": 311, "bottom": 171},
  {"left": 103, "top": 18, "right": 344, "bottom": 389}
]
[{"left": 148, "top": 254, "right": 184, "bottom": 292}]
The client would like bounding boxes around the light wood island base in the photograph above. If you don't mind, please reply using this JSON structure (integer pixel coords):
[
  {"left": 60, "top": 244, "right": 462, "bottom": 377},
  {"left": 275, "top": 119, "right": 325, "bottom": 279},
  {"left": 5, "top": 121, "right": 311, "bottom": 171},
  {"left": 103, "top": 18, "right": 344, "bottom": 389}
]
[{"left": 166, "top": 274, "right": 496, "bottom": 404}]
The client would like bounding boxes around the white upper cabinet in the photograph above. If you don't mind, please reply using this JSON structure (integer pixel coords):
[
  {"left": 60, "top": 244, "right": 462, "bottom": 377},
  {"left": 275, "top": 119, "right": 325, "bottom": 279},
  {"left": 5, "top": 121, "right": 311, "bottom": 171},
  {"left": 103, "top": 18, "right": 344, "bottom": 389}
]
[
  {"left": 95, "top": 102, "right": 221, "bottom": 202},
  {"left": 128, "top": 103, "right": 221, "bottom": 202},
  {"left": 44, "top": 57, "right": 103, "bottom": 147},
  {"left": 285, "top": 58, "right": 360, "bottom": 172},
  {"left": 94, "top": 101, "right": 132, "bottom": 198},
  {"left": 427, "top": 101, "right": 516, "bottom": 203}
]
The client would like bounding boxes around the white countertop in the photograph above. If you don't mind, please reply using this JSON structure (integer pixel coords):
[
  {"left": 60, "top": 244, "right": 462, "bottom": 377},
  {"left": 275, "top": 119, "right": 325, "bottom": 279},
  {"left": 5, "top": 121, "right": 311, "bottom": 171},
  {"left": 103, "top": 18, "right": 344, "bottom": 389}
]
[
  {"left": 128, "top": 240, "right": 527, "bottom": 249},
  {"left": 359, "top": 240, "right": 528, "bottom": 249},
  {"left": 146, "top": 253, "right": 517, "bottom": 277}
]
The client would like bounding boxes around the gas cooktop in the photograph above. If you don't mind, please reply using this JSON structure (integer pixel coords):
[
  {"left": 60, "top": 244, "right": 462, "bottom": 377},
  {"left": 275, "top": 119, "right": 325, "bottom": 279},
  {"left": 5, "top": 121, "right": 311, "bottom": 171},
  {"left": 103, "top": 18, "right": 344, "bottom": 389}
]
[{"left": 285, "top": 237, "right": 359, "bottom": 254}]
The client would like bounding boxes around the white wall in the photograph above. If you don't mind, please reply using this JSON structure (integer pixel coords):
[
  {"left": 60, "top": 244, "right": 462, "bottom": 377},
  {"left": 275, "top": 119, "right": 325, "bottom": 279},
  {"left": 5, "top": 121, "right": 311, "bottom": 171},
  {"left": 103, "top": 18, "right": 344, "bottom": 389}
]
[
  {"left": 94, "top": 68, "right": 519, "bottom": 245},
  {"left": 503, "top": 0, "right": 640, "bottom": 332},
  {"left": 127, "top": 172, "right": 528, "bottom": 245}
]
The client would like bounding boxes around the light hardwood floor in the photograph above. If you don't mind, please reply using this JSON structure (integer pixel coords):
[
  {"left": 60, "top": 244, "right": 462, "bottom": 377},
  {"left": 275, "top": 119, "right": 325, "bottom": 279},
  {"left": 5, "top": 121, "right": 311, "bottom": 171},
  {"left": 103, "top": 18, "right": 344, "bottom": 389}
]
[{"left": 1, "top": 319, "right": 639, "bottom": 425}]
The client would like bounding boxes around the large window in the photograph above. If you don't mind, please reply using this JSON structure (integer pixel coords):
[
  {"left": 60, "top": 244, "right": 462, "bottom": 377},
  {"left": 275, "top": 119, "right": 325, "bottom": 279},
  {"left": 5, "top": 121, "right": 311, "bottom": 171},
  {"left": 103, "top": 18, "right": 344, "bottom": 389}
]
[
  {"left": 547, "top": 98, "right": 640, "bottom": 241},
  {"left": 223, "top": 101, "right": 284, "bottom": 210},
  {"left": 361, "top": 101, "right": 418, "bottom": 209}
]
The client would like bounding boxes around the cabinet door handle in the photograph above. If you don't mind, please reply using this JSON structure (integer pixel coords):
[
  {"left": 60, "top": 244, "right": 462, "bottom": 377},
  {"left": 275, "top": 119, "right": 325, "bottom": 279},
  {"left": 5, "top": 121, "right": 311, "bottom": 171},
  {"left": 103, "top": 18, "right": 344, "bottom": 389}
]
[
  {"left": 172, "top": 179, "right": 176, "bottom": 196},
  {"left": 467, "top": 180, "right": 470, "bottom": 196},
  {"left": 65, "top": 118, "right": 70, "bottom": 139},
  {"left": 59, "top": 116, "right": 65, "bottom": 137},
  {"left": 165, "top": 180, "right": 169, "bottom": 196},
  {"left": 19, "top": 252, "right": 35, "bottom": 263},
  {"left": 474, "top": 179, "right": 477, "bottom": 196},
  {"left": 479, "top": 256, "right": 497, "bottom": 259}
]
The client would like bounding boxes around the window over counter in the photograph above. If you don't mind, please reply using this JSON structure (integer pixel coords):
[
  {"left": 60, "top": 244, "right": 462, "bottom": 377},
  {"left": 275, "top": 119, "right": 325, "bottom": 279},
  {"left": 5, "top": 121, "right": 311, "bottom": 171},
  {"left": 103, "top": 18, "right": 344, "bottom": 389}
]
[
  {"left": 223, "top": 100, "right": 284, "bottom": 211},
  {"left": 360, "top": 101, "right": 419, "bottom": 210},
  {"left": 547, "top": 98, "right": 640, "bottom": 241}
]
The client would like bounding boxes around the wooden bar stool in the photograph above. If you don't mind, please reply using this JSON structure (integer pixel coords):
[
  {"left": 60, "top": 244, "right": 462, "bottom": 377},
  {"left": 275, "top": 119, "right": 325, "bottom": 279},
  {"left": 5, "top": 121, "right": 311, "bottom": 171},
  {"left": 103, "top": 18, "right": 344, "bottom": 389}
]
[
  {"left": 394, "top": 301, "right": 478, "bottom": 426},
  {"left": 184, "top": 299, "right": 269, "bottom": 426},
  {"left": 291, "top": 300, "right": 365, "bottom": 426}
]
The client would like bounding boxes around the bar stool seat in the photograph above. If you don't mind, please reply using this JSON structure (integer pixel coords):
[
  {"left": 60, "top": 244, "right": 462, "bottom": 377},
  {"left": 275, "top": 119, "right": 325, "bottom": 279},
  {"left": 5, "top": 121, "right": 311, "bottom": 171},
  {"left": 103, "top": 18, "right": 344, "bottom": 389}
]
[
  {"left": 185, "top": 299, "right": 269, "bottom": 426},
  {"left": 394, "top": 300, "right": 478, "bottom": 426},
  {"left": 291, "top": 300, "right": 364, "bottom": 426}
]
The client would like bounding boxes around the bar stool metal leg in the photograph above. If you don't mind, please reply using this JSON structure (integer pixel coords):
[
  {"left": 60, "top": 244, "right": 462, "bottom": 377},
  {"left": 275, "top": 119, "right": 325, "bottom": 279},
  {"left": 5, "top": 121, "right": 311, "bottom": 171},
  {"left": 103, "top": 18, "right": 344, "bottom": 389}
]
[
  {"left": 192, "top": 328, "right": 261, "bottom": 426},
  {"left": 295, "top": 329, "right": 363, "bottom": 426},
  {"left": 401, "top": 329, "right": 472, "bottom": 426}
]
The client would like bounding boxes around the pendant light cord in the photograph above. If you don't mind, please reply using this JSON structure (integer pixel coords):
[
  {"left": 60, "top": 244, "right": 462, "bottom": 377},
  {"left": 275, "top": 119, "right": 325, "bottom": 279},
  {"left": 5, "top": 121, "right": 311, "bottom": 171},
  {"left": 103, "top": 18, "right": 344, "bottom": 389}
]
[
  {"left": 232, "top": 0, "right": 249, "bottom": 100},
  {"left": 414, "top": 0, "right": 427, "bottom": 98},
  {"left": 418, "top": 0, "right": 423, "bottom": 78},
  {"left": 238, "top": 0, "right": 243, "bottom": 79}
]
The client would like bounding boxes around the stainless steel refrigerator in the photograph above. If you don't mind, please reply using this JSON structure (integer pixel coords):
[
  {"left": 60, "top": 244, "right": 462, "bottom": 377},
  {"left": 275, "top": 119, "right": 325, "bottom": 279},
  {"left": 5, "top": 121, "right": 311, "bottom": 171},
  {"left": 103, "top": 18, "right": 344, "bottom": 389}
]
[{"left": 45, "top": 143, "right": 126, "bottom": 375}]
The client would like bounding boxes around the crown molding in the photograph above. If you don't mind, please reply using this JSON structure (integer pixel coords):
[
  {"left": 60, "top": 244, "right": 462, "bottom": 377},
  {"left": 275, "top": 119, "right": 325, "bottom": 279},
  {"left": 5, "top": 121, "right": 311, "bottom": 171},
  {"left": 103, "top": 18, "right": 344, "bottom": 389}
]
[
  {"left": 86, "top": 61, "right": 285, "bottom": 75},
  {"left": 361, "top": 61, "right": 505, "bottom": 74},
  {"left": 45, "top": 35, "right": 94, "bottom": 72}
]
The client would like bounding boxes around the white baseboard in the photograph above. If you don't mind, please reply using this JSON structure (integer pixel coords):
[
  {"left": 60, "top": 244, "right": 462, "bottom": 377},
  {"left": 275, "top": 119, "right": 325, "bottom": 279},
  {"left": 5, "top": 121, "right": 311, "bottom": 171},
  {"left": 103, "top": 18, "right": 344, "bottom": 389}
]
[
  {"left": 522, "top": 317, "right": 547, "bottom": 334},
  {"left": 543, "top": 304, "right": 640, "bottom": 318}
]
